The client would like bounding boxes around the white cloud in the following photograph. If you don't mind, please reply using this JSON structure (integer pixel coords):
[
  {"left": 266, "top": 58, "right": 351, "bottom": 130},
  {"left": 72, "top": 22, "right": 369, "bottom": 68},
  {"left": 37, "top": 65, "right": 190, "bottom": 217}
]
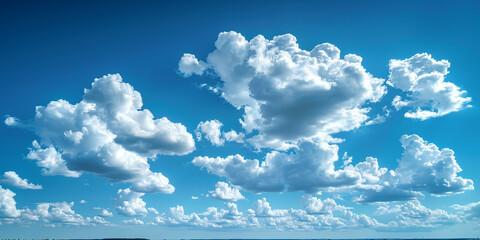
[
  {"left": 114, "top": 188, "right": 148, "bottom": 216},
  {"left": 0, "top": 171, "right": 42, "bottom": 189},
  {"left": 396, "top": 134, "right": 473, "bottom": 195},
  {"left": 27, "top": 141, "right": 80, "bottom": 177},
  {"left": 9, "top": 74, "right": 196, "bottom": 193},
  {"left": 123, "top": 218, "right": 144, "bottom": 225},
  {"left": 195, "top": 120, "right": 244, "bottom": 146},
  {"left": 0, "top": 188, "right": 109, "bottom": 226},
  {"left": 0, "top": 185, "right": 21, "bottom": 218},
  {"left": 195, "top": 133, "right": 472, "bottom": 202},
  {"left": 4, "top": 116, "right": 21, "bottom": 127},
  {"left": 178, "top": 53, "right": 208, "bottom": 77},
  {"left": 191, "top": 196, "right": 199, "bottom": 200},
  {"left": 193, "top": 140, "right": 360, "bottom": 193},
  {"left": 352, "top": 134, "right": 473, "bottom": 203},
  {"left": 223, "top": 130, "right": 245, "bottom": 143},
  {"left": 95, "top": 208, "right": 113, "bottom": 217},
  {"left": 388, "top": 53, "right": 471, "bottom": 120},
  {"left": 364, "top": 107, "right": 390, "bottom": 126},
  {"left": 32, "top": 202, "right": 86, "bottom": 226},
  {"left": 148, "top": 207, "right": 159, "bottom": 214},
  {"left": 300, "top": 195, "right": 346, "bottom": 214},
  {"left": 250, "top": 198, "right": 288, "bottom": 217},
  {"left": 195, "top": 120, "right": 224, "bottom": 146},
  {"left": 153, "top": 197, "right": 383, "bottom": 230},
  {"left": 207, "top": 181, "right": 245, "bottom": 201},
  {"left": 79, "top": 200, "right": 86, "bottom": 204},
  {"left": 377, "top": 200, "right": 461, "bottom": 228},
  {"left": 181, "top": 31, "right": 387, "bottom": 149},
  {"left": 451, "top": 201, "right": 480, "bottom": 220}
]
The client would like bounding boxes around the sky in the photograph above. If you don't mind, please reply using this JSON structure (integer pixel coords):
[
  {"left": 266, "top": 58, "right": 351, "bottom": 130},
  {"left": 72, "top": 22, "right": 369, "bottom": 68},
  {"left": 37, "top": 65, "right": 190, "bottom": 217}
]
[{"left": 0, "top": 0, "right": 480, "bottom": 238}]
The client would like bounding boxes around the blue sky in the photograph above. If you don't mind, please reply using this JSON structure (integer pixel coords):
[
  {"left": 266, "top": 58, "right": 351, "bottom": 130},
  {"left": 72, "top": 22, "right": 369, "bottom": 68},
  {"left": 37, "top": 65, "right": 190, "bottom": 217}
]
[{"left": 1, "top": 0, "right": 480, "bottom": 238}]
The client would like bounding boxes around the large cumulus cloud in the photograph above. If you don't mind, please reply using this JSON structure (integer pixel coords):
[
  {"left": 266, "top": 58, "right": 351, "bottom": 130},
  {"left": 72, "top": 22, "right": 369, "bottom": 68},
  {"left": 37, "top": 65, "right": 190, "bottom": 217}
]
[
  {"left": 353, "top": 134, "right": 473, "bottom": 203},
  {"left": 8, "top": 74, "right": 195, "bottom": 193},
  {"left": 180, "top": 31, "right": 386, "bottom": 149},
  {"left": 193, "top": 140, "right": 360, "bottom": 193},
  {"left": 388, "top": 53, "right": 471, "bottom": 120}
]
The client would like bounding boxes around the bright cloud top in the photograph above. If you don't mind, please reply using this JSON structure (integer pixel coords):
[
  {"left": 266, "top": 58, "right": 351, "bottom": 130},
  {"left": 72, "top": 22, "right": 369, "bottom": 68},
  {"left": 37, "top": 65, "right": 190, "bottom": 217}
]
[
  {"left": 180, "top": 31, "right": 386, "bottom": 149},
  {"left": 388, "top": 53, "right": 471, "bottom": 120},
  {"left": 207, "top": 181, "right": 245, "bottom": 201},
  {"left": 0, "top": 171, "right": 42, "bottom": 190},
  {"left": 114, "top": 188, "right": 149, "bottom": 217},
  {"left": 195, "top": 120, "right": 244, "bottom": 146},
  {"left": 7, "top": 74, "right": 196, "bottom": 193}
]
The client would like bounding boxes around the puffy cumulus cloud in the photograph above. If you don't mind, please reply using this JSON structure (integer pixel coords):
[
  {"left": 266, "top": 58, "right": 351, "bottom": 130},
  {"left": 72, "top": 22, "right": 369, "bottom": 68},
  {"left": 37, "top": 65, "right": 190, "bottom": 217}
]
[
  {"left": 114, "top": 188, "right": 148, "bottom": 217},
  {"left": 27, "top": 140, "right": 80, "bottom": 177},
  {"left": 195, "top": 120, "right": 224, "bottom": 146},
  {"left": 9, "top": 74, "right": 196, "bottom": 193},
  {"left": 195, "top": 120, "right": 244, "bottom": 146},
  {"left": 193, "top": 140, "right": 360, "bottom": 193},
  {"left": 94, "top": 207, "right": 113, "bottom": 217},
  {"left": 4, "top": 116, "right": 22, "bottom": 127},
  {"left": 352, "top": 134, "right": 473, "bottom": 204},
  {"left": 151, "top": 203, "right": 253, "bottom": 228},
  {"left": 377, "top": 200, "right": 461, "bottom": 228},
  {"left": 388, "top": 53, "right": 471, "bottom": 120},
  {"left": 29, "top": 202, "right": 87, "bottom": 226},
  {"left": 153, "top": 197, "right": 383, "bottom": 230},
  {"left": 250, "top": 198, "right": 288, "bottom": 217},
  {"left": 396, "top": 134, "right": 473, "bottom": 195},
  {"left": 300, "top": 195, "right": 347, "bottom": 214},
  {"left": 451, "top": 201, "right": 480, "bottom": 220},
  {"left": 0, "top": 187, "right": 108, "bottom": 226},
  {"left": 195, "top": 134, "right": 472, "bottom": 201},
  {"left": 180, "top": 31, "right": 386, "bottom": 149},
  {"left": 207, "top": 181, "right": 245, "bottom": 201},
  {"left": 0, "top": 185, "right": 21, "bottom": 218},
  {"left": 29, "top": 202, "right": 111, "bottom": 226},
  {"left": 123, "top": 218, "right": 144, "bottom": 225},
  {"left": 178, "top": 53, "right": 208, "bottom": 77},
  {"left": 0, "top": 171, "right": 42, "bottom": 189}
]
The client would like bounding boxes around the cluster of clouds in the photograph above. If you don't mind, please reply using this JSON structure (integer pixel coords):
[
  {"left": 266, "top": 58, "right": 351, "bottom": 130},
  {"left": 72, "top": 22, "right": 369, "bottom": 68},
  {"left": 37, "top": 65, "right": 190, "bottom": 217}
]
[
  {"left": 180, "top": 31, "right": 387, "bottom": 149},
  {"left": 0, "top": 31, "right": 476, "bottom": 232},
  {"left": 2, "top": 180, "right": 479, "bottom": 230},
  {"left": 180, "top": 31, "right": 474, "bottom": 204},
  {"left": 6, "top": 74, "right": 196, "bottom": 194},
  {"left": 0, "top": 185, "right": 110, "bottom": 226},
  {"left": 148, "top": 195, "right": 480, "bottom": 231},
  {"left": 376, "top": 200, "right": 463, "bottom": 229},
  {"left": 194, "top": 134, "right": 473, "bottom": 202},
  {"left": 180, "top": 32, "right": 471, "bottom": 150},
  {"left": 150, "top": 196, "right": 382, "bottom": 230}
]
